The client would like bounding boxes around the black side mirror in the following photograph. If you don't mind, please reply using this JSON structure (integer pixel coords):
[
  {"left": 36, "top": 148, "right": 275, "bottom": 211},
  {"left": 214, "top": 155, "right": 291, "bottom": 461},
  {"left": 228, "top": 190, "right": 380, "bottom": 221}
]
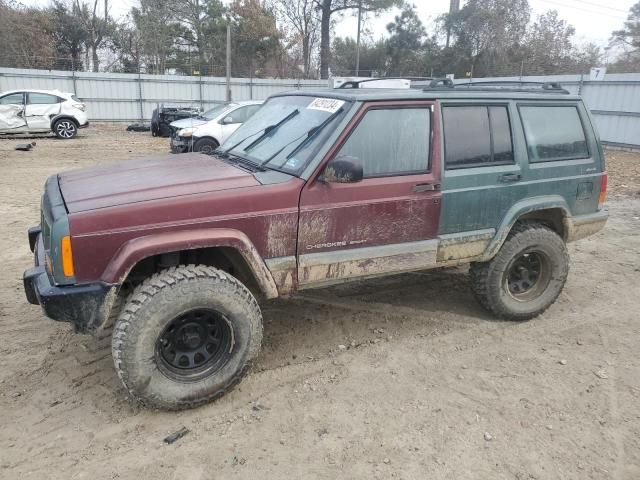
[{"left": 323, "top": 155, "right": 363, "bottom": 184}]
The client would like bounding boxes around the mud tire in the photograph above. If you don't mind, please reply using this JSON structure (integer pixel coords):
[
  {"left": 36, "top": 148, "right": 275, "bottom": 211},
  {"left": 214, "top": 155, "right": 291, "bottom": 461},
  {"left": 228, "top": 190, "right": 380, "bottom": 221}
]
[
  {"left": 469, "top": 222, "right": 569, "bottom": 321},
  {"left": 112, "top": 264, "right": 262, "bottom": 410}
]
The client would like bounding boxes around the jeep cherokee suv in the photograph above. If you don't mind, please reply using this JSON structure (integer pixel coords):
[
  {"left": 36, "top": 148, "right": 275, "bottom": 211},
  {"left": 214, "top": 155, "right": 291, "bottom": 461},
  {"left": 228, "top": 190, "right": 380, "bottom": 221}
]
[{"left": 23, "top": 80, "right": 608, "bottom": 410}]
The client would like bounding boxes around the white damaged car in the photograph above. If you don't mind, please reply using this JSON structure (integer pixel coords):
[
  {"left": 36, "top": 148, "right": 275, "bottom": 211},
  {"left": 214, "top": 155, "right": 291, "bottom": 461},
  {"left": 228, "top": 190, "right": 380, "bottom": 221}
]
[
  {"left": 0, "top": 89, "right": 89, "bottom": 139},
  {"left": 170, "top": 100, "right": 262, "bottom": 154}
]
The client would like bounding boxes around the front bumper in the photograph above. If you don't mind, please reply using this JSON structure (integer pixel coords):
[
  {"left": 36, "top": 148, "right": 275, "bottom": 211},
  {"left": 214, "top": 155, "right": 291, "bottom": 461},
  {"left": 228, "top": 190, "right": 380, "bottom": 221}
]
[
  {"left": 170, "top": 135, "right": 193, "bottom": 153},
  {"left": 78, "top": 121, "right": 89, "bottom": 129},
  {"left": 23, "top": 231, "right": 115, "bottom": 334}
]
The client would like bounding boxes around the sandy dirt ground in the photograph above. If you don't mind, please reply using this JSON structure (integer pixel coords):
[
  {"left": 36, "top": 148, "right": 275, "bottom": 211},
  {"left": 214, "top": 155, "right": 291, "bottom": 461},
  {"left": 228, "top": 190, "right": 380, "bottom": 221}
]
[{"left": 0, "top": 125, "right": 639, "bottom": 480}]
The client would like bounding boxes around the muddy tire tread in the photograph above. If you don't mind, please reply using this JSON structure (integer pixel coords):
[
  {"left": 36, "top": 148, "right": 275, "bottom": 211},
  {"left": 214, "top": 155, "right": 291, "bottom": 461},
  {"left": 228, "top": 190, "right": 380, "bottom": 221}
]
[
  {"left": 112, "top": 264, "right": 262, "bottom": 410},
  {"left": 469, "top": 222, "right": 569, "bottom": 321}
]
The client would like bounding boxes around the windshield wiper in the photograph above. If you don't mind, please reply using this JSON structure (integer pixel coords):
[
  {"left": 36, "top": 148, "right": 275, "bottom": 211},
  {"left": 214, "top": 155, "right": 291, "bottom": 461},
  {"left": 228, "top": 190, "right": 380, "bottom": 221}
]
[
  {"left": 243, "top": 109, "right": 300, "bottom": 153},
  {"left": 284, "top": 107, "right": 344, "bottom": 162},
  {"left": 259, "top": 108, "right": 345, "bottom": 167},
  {"left": 222, "top": 109, "right": 300, "bottom": 155}
]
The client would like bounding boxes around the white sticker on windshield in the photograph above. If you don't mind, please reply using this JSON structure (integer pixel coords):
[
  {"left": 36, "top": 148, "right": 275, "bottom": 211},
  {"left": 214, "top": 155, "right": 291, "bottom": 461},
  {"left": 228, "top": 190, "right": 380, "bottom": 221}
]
[{"left": 307, "top": 98, "right": 345, "bottom": 113}]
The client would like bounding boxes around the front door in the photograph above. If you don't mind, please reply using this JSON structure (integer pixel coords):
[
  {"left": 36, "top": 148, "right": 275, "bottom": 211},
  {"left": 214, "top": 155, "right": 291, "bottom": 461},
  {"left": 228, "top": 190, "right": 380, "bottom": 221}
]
[
  {"left": 0, "top": 92, "right": 27, "bottom": 132},
  {"left": 219, "top": 105, "right": 255, "bottom": 143},
  {"left": 297, "top": 101, "right": 442, "bottom": 288},
  {"left": 25, "top": 92, "right": 62, "bottom": 131}
]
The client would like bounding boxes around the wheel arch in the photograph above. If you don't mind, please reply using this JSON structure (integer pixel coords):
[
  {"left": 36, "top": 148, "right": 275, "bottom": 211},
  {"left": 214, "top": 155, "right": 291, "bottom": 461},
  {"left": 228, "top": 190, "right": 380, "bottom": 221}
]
[
  {"left": 50, "top": 114, "right": 79, "bottom": 129},
  {"left": 102, "top": 228, "right": 279, "bottom": 300},
  {"left": 481, "top": 196, "right": 572, "bottom": 261},
  {"left": 193, "top": 136, "right": 220, "bottom": 147}
]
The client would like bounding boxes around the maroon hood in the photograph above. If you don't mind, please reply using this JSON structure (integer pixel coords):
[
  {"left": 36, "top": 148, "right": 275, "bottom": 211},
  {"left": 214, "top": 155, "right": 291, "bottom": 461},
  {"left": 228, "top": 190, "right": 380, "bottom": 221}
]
[{"left": 59, "top": 153, "right": 259, "bottom": 213}]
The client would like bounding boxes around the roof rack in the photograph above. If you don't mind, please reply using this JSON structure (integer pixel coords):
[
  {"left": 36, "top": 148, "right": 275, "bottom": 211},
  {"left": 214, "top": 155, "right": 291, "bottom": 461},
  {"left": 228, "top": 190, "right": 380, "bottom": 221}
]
[
  {"left": 423, "top": 78, "right": 570, "bottom": 94},
  {"left": 337, "top": 77, "right": 434, "bottom": 89}
]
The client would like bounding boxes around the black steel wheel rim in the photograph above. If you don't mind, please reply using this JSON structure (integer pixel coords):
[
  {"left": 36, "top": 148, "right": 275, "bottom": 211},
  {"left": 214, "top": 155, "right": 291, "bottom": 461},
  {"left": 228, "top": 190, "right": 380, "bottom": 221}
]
[
  {"left": 155, "top": 308, "right": 233, "bottom": 381},
  {"left": 505, "top": 249, "right": 552, "bottom": 302}
]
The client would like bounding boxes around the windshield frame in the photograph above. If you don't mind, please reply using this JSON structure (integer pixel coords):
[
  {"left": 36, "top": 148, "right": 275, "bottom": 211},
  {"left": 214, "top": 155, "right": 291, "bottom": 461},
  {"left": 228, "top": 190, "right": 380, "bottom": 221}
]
[{"left": 221, "top": 94, "right": 355, "bottom": 178}]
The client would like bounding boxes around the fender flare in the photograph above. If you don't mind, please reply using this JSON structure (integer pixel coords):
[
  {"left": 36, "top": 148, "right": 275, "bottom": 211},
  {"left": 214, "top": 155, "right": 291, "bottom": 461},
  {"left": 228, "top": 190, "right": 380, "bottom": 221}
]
[
  {"left": 480, "top": 195, "right": 572, "bottom": 260},
  {"left": 101, "top": 228, "right": 279, "bottom": 299}
]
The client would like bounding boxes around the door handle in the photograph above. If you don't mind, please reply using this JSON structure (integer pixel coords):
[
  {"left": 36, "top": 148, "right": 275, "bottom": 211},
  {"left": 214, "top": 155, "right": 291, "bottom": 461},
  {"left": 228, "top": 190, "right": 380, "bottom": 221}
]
[
  {"left": 498, "top": 173, "right": 521, "bottom": 183},
  {"left": 413, "top": 183, "right": 441, "bottom": 193}
]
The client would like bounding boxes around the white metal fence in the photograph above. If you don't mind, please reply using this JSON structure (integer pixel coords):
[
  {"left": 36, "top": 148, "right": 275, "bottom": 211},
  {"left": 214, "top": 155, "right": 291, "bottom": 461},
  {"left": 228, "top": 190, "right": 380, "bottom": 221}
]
[
  {"left": 0, "top": 67, "right": 326, "bottom": 123},
  {"left": 1, "top": 68, "right": 638, "bottom": 149}
]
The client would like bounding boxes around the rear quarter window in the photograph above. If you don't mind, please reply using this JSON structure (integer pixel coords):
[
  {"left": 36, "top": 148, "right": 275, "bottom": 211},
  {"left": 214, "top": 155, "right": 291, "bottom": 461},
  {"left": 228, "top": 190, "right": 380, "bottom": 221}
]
[
  {"left": 28, "top": 93, "right": 62, "bottom": 104},
  {"left": 519, "top": 105, "right": 589, "bottom": 162}
]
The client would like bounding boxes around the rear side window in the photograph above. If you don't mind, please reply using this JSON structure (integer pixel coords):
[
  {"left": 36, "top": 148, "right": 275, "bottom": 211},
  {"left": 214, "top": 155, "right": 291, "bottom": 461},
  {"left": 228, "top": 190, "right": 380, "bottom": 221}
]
[
  {"left": 519, "top": 106, "right": 589, "bottom": 162},
  {"left": 336, "top": 107, "right": 431, "bottom": 177},
  {"left": 443, "top": 105, "right": 514, "bottom": 169},
  {"left": 28, "top": 93, "right": 61, "bottom": 105},
  {"left": 0, "top": 93, "right": 24, "bottom": 105}
]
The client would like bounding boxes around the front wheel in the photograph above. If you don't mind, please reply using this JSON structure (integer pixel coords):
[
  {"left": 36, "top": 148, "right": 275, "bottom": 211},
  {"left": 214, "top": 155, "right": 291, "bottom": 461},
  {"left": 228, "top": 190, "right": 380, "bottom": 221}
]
[
  {"left": 112, "top": 265, "right": 262, "bottom": 410},
  {"left": 53, "top": 119, "right": 78, "bottom": 139},
  {"left": 469, "top": 222, "right": 569, "bottom": 321},
  {"left": 193, "top": 137, "right": 219, "bottom": 154}
]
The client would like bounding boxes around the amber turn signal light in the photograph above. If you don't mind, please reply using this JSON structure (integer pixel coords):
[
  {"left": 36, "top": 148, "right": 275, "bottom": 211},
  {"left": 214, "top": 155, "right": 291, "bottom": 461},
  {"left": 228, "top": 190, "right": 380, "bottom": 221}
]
[{"left": 61, "top": 235, "right": 74, "bottom": 277}]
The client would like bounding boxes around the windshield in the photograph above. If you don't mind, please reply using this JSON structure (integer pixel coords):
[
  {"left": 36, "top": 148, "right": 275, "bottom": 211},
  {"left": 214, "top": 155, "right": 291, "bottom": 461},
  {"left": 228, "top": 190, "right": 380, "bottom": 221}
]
[
  {"left": 202, "top": 104, "right": 232, "bottom": 120},
  {"left": 222, "top": 95, "right": 351, "bottom": 174}
]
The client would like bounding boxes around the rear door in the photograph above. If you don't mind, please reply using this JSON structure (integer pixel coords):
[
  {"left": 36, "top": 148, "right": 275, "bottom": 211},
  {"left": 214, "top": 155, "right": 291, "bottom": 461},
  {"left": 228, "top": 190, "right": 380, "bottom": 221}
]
[
  {"left": 25, "top": 92, "right": 62, "bottom": 131},
  {"left": 0, "top": 92, "right": 27, "bottom": 132},
  {"left": 297, "top": 101, "right": 442, "bottom": 287},
  {"left": 438, "top": 101, "right": 522, "bottom": 237}
]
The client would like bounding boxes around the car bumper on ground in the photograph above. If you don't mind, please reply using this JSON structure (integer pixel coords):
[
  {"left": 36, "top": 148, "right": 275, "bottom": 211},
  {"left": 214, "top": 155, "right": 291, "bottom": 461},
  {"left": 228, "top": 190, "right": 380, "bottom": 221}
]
[
  {"left": 78, "top": 121, "right": 89, "bottom": 129},
  {"left": 23, "top": 230, "right": 114, "bottom": 334}
]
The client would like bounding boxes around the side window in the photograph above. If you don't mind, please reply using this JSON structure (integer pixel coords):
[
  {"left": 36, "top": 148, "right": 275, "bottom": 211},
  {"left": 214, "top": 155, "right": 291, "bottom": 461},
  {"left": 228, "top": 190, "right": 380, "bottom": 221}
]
[
  {"left": 336, "top": 107, "right": 431, "bottom": 177},
  {"left": 0, "top": 93, "right": 24, "bottom": 105},
  {"left": 28, "top": 93, "right": 61, "bottom": 105},
  {"left": 443, "top": 105, "right": 514, "bottom": 169},
  {"left": 519, "top": 106, "right": 589, "bottom": 162},
  {"left": 226, "top": 106, "right": 250, "bottom": 124}
]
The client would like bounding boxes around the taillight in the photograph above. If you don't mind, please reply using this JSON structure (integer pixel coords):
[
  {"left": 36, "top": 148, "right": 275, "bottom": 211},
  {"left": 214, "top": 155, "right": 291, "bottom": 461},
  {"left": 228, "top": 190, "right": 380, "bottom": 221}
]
[{"left": 598, "top": 171, "right": 608, "bottom": 210}]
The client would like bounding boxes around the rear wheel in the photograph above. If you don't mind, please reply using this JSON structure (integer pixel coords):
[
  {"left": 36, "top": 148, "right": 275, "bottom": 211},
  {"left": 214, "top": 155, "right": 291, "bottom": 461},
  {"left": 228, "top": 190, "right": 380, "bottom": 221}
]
[
  {"left": 53, "top": 119, "right": 77, "bottom": 139},
  {"left": 112, "top": 264, "right": 262, "bottom": 410},
  {"left": 470, "top": 222, "right": 569, "bottom": 321},
  {"left": 193, "top": 137, "right": 219, "bottom": 154}
]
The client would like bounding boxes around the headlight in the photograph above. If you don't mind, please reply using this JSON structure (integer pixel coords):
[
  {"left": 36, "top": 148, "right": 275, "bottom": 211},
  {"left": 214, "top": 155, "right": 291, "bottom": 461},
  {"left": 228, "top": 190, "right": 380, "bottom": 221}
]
[
  {"left": 72, "top": 103, "right": 86, "bottom": 112},
  {"left": 178, "top": 127, "right": 196, "bottom": 137}
]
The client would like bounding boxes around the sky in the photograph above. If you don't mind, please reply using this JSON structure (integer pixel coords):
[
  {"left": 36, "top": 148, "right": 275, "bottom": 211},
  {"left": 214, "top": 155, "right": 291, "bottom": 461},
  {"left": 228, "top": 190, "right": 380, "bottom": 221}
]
[
  {"left": 20, "top": 0, "right": 637, "bottom": 53},
  {"left": 336, "top": 0, "right": 636, "bottom": 51}
]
